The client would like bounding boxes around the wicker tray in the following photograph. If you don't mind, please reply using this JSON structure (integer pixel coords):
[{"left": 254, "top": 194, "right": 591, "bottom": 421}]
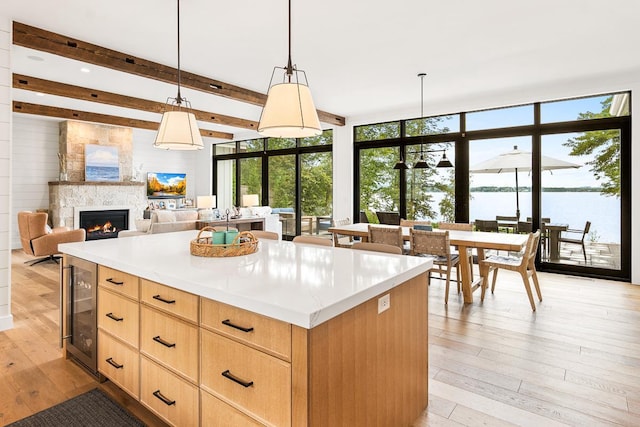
[{"left": 190, "top": 227, "right": 259, "bottom": 257}]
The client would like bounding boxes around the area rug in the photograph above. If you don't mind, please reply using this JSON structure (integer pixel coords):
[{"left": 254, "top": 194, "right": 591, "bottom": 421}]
[{"left": 7, "top": 388, "right": 144, "bottom": 427}]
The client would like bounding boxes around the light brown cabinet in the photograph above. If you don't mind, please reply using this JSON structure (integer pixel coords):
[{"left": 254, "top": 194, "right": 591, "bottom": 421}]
[{"left": 90, "top": 263, "right": 427, "bottom": 426}]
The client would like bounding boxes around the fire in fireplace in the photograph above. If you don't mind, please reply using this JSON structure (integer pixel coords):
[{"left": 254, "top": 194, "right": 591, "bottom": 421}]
[{"left": 79, "top": 209, "right": 129, "bottom": 240}]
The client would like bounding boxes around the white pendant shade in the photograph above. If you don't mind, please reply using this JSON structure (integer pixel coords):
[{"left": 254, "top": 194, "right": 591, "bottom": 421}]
[
  {"left": 154, "top": 110, "right": 204, "bottom": 150},
  {"left": 258, "top": 82, "right": 322, "bottom": 138}
]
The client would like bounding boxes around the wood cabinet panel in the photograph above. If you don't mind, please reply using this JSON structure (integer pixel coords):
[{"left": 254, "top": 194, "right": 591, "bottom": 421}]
[
  {"left": 201, "top": 298, "right": 291, "bottom": 361},
  {"left": 200, "top": 329, "right": 291, "bottom": 427},
  {"left": 98, "top": 330, "right": 140, "bottom": 399},
  {"left": 98, "top": 266, "right": 139, "bottom": 300},
  {"left": 140, "top": 305, "right": 199, "bottom": 383},
  {"left": 141, "top": 279, "right": 199, "bottom": 323},
  {"left": 98, "top": 288, "right": 139, "bottom": 348},
  {"left": 201, "top": 389, "right": 264, "bottom": 427},
  {"left": 140, "top": 356, "right": 199, "bottom": 427}
]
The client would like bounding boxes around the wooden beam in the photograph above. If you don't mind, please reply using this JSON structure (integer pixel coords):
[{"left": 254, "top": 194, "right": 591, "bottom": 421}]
[
  {"left": 13, "top": 74, "right": 258, "bottom": 131},
  {"left": 13, "top": 22, "right": 346, "bottom": 127},
  {"left": 12, "top": 101, "right": 234, "bottom": 140}
]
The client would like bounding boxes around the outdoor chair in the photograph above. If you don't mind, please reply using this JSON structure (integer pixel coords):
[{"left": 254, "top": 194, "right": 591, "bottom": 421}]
[
  {"left": 558, "top": 221, "right": 591, "bottom": 263},
  {"left": 368, "top": 225, "right": 404, "bottom": 251},
  {"left": 375, "top": 211, "right": 401, "bottom": 225},
  {"left": 409, "top": 229, "right": 460, "bottom": 304},
  {"left": 517, "top": 221, "right": 532, "bottom": 234},
  {"left": 292, "top": 235, "right": 333, "bottom": 247},
  {"left": 331, "top": 218, "right": 355, "bottom": 248},
  {"left": 527, "top": 217, "right": 551, "bottom": 258},
  {"left": 479, "top": 230, "right": 542, "bottom": 311},
  {"left": 359, "top": 211, "right": 369, "bottom": 223},
  {"left": 496, "top": 215, "right": 519, "bottom": 233},
  {"left": 17, "top": 211, "right": 86, "bottom": 266},
  {"left": 474, "top": 219, "right": 498, "bottom": 233},
  {"left": 352, "top": 242, "right": 403, "bottom": 255}
]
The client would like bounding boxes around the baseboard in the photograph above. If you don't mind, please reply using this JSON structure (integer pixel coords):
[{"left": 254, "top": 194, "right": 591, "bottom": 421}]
[{"left": 0, "top": 314, "right": 14, "bottom": 331}]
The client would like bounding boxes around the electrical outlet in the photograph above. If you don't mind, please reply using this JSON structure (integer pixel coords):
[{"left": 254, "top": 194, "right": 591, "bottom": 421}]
[{"left": 378, "top": 293, "right": 390, "bottom": 314}]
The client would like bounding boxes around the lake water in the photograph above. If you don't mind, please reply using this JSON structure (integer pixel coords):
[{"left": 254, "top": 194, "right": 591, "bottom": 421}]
[{"left": 429, "top": 192, "right": 620, "bottom": 244}]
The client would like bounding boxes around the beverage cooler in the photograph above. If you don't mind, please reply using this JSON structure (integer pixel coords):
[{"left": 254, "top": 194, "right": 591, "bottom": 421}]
[{"left": 61, "top": 255, "right": 98, "bottom": 375}]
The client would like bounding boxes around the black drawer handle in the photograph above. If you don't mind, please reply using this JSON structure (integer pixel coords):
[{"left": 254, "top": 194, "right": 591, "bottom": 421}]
[
  {"left": 153, "top": 390, "right": 176, "bottom": 406},
  {"left": 222, "top": 319, "right": 254, "bottom": 333},
  {"left": 106, "top": 357, "right": 123, "bottom": 369},
  {"left": 152, "top": 294, "right": 176, "bottom": 304},
  {"left": 221, "top": 370, "right": 254, "bottom": 388},
  {"left": 106, "top": 278, "right": 124, "bottom": 285},
  {"left": 153, "top": 335, "right": 176, "bottom": 348},
  {"left": 106, "top": 312, "right": 123, "bottom": 322}
]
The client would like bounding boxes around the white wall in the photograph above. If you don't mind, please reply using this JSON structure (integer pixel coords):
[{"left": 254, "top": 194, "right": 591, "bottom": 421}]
[{"left": 0, "top": 15, "right": 12, "bottom": 331}]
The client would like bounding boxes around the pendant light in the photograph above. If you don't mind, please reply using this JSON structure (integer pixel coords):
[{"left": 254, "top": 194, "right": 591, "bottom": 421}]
[
  {"left": 257, "top": 0, "right": 322, "bottom": 138},
  {"left": 413, "top": 73, "right": 430, "bottom": 169},
  {"left": 154, "top": 0, "right": 204, "bottom": 150}
]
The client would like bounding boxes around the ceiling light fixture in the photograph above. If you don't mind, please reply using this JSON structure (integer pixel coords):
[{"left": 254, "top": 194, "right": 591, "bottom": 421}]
[
  {"left": 394, "top": 73, "right": 453, "bottom": 169},
  {"left": 154, "top": 0, "right": 203, "bottom": 150},
  {"left": 80, "top": 67, "right": 91, "bottom": 73},
  {"left": 257, "top": 0, "right": 322, "bottom": 138}
]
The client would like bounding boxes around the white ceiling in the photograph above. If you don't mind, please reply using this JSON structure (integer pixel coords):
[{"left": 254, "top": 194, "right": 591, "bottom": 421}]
[{"left": 4, "top": 0, "right": 640, "bottom": 140}]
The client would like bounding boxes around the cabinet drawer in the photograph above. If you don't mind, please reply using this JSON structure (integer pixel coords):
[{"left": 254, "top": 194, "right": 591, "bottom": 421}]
[
  {"left": 201, "top": 330, "right": 291, "bottom": 427},
  {"left": 141, "top": 279, "right": 198, "bottom": 323},
  {"left": 98, "top": 266, "right": 139, "bottom": 300},
  {"left": 140, "top": 305, "right": 198, "bottom": 382},
  {"left": 201, "top": 298, "right": 291, "bottom": 361},
  {"left": 201, "top": 389, "right": 264, "bottom": 427},
  {"left": 98, "top": 330, "right": 139, "bottom": 399},
  {"left": 141, "top": 356, "right": 198, "bottom": 427},
  {"left": 98, "top": 288, "right": 139, "bottom": 348}
]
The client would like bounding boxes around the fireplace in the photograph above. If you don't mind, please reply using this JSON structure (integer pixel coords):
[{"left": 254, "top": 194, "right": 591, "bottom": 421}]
[{"left": 79, "top": 209, "right": 129, "bottom": 240}]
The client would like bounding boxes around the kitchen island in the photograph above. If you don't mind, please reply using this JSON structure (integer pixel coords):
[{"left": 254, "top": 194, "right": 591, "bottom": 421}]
[{"left": 60, "top": 230, "right": 431, "bottom": 426}]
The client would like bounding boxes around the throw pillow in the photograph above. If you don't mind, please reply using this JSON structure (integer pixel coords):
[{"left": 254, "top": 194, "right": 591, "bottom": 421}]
[{"left": 155, "top": 210, "right": 176, "bottom": 223}]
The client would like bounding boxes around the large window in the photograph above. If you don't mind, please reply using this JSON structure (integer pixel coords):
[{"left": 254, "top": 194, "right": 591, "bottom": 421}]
[
  {"left": 214, "top": 131, "right": 333, "bottom": 239},
  {"left": 354, "top": 92, "right": 630, "bottom": 281}
]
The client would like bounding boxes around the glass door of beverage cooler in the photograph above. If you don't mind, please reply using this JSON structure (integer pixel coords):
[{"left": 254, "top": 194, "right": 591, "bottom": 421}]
[{"left": 63, "top": 255, "right": 97, "bottom": 374}]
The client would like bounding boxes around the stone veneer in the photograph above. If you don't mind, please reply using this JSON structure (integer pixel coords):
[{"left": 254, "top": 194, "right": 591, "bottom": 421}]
[
  {"left": 49, "top": 121, "right": 145, "bottom": 228},
  {"left": 59, "top": 120, "right": 134, "bottom": 181},
  {"left": 49, "top": 181, "right": 146, "bottom": 229}
]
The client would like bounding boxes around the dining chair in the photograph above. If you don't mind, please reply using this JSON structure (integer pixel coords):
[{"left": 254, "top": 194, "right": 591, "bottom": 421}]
[
  {"left": 558, "top": 221, "right": 591, "bottom": 263},
  {"left": 479, "top": 230, "right": 542, "bottom": 311},
  {"left": 331, "top": 218, "right": 354, "bottom": 248},
  {"left": 438, "top": 222, "right": 474, "bottom": 281},
  {"left": 292, "top": 235, "right": 333, "bottom": 247},
  {"left": 517, "top": 221, "right": 532, "bottom": 234},
  {"left": 400, "top": 219, "right": 432, "bottom": 228},
  {"left": 409, "top": 229, "right": 460, "bottom": 304},
  {"left": 527, "top": 217, "right": 551, "bottom": 258},
  {"left": 250, "top": 230, "right": 279, "bottom": 240},
  {"left": 375, "top": 211, "right": 401, "bottom": 225},
  {"left": 496, "top": 215, "right": 519, "bottom": 233},
  {"left": 352, "top": 242, "right": 403, "bottom": 255},
  {"left": 367, "top": 225, "right": 404, "bottom": 251}
]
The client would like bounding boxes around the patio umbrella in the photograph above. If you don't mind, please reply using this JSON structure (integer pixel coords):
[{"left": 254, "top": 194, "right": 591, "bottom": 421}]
[{"left": 470, "top": 145, "right": 581, "bottom": 219}]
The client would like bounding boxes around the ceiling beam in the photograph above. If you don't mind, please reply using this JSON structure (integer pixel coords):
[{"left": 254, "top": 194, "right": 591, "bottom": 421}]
[
  {"left": 13, "top": 74, "right": 258, "bottom": 131},
  {"left": 12, "top": 101, "right": 234, "bottom": 140},
  {"left": 13, "top": 22, "right": 346, "bottom": 127}
]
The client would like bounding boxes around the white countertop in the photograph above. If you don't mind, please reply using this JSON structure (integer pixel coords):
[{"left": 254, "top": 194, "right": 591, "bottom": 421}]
[{"left": 59, "top": 231, "right": 431, "bottom": 329}]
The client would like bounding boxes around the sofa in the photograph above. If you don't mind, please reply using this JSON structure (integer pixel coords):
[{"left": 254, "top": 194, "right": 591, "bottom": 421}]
[{"left": 119, "top": 210, "right": 198, "bottom": 237}]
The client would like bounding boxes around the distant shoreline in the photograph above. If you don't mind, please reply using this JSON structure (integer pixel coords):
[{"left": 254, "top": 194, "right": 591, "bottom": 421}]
[{"left": 469, "top": 186, "right": 603, "bottom": 193}]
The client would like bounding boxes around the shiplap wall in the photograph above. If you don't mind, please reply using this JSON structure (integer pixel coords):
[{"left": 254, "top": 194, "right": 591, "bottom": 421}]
[
  {"left": 10, "top": 116, "right": 198, "bottom": 250},
  {"left": 0, "top": 16, "right": 12, "bottom": 330}
]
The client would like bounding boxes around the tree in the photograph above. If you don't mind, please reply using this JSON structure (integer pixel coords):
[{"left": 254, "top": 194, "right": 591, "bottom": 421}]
[{"left": 563, "top": 96, "right": 620, "bottom": 197}]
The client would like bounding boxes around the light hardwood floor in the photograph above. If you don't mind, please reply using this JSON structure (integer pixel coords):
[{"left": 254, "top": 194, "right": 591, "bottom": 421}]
[{"left": 3, "top": 250, "right": 640, "bottom": 426}]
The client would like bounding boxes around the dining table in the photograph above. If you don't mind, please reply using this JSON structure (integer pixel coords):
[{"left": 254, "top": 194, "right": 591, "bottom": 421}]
[{"left": 327, "top": 223, "right": 530, "bottom": 303}]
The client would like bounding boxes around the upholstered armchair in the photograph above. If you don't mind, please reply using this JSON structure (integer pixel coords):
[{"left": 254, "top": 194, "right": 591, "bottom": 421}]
[{"left": 18, "top": 211, "right": 86, "bottom": 265}]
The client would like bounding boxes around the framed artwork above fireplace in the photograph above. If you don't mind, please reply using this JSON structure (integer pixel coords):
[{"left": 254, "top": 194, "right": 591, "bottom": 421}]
[{"left": 85, "top": 144, "right": 120, "bottom": 182}]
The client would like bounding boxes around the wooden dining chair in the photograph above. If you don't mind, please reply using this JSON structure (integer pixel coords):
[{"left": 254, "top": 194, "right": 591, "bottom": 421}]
[
  {"left": 292, "top": 235, "right": 333, "bottom": 247},
  {"left": 367, "top": 225, "right": 404, "bottom": 251},
  {"left": 409, "top": 229, "right": 460, "bottom": 304},
  {"left": 558, "top": 221, "right": 591, "bottom": 263},
  {"left": 250, "top": 230, "right": 279, "bottom": 240},
  {"left": 438, "top": 222, "right": 474, "bottom": 282},
  {"left": 352, "top": 242, "right": 403, "bottom": 255},
  {"left": 479, "top": 230, "right": 542, "bottom": 311},
  {"left": 400, "top": 219, "right": 432, "bottom": 228},
  {"left": 331, "top": 218, "right": 355, "bottom": 248}
]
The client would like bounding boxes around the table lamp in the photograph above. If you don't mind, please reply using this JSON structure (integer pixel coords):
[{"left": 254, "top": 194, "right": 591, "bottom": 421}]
[
  {"left": 242, "top": 194, "right": 260, "bottom": 207},
  {"left": 197, "top": 195, "right": 216, "bottom": 220}
]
